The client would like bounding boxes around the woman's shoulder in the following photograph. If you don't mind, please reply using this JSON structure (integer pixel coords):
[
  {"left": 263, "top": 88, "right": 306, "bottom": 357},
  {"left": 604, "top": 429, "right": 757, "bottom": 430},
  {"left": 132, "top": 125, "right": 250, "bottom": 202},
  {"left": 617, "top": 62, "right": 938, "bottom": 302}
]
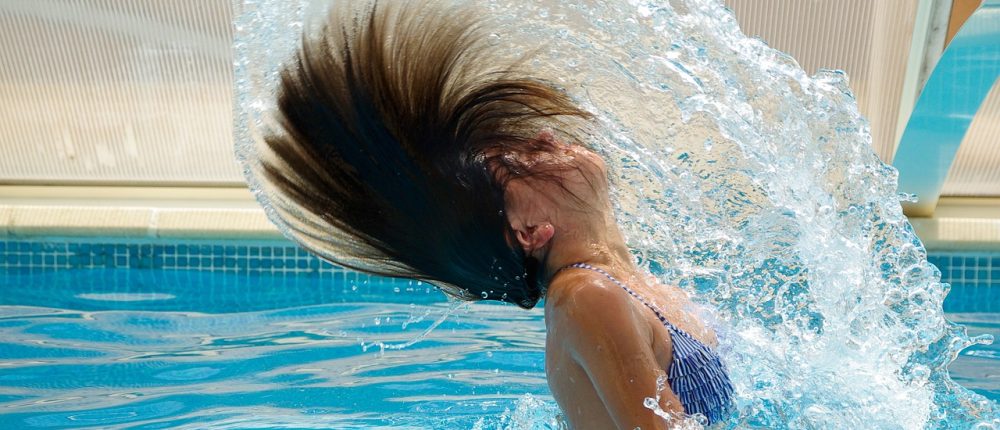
[
  {"left": 546, "top": 269, "right": 626, "bottom": 312},
  {"left": 544, "top": 269, "right": 651, "bottom": 340}
]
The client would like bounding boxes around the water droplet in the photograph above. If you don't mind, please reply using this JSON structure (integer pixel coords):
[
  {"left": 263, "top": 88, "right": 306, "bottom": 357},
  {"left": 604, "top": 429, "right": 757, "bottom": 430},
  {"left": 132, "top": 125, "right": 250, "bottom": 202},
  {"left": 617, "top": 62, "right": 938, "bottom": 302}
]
[{"left": 643, "top": 397, "right": 660, "bottom": 411}]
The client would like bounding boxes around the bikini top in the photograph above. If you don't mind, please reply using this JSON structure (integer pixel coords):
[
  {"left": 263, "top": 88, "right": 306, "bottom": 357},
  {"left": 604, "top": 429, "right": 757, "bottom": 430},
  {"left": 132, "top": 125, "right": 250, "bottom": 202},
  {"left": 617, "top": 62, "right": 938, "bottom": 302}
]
[{"left": 558, "top": 262, "right": 734, "bottom": 425}]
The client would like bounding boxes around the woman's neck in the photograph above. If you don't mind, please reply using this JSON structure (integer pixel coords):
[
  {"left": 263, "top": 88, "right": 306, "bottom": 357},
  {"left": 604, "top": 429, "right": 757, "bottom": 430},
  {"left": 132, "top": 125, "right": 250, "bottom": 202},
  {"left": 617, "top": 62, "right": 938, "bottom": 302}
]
[{"left": 542, "top": 214, "right": 636, "bottom": 282}]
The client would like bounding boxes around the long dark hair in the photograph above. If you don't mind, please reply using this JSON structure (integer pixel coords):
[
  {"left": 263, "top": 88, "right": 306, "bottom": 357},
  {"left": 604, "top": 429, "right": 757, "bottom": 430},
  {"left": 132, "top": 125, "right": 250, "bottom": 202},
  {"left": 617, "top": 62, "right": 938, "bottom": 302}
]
[{"left": 259, "top": 1, "right": 592, "bottom": 308}]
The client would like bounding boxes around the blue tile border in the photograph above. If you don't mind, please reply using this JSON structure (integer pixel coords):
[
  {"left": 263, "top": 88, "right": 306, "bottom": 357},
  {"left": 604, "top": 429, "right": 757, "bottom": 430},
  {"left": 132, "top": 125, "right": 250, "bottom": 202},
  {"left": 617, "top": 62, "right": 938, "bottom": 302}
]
[
  {"left": 927, "top": 252, "right": 1000, "bottom": 289},
  {"left": 0, "top": 238, "right": 344, "bottom": 275},
  {"left": 2, "top": 238, "right": 998, "bottom": 277},
  {"left": 1, "top": 238, "right": 996, "bottom": 293}
]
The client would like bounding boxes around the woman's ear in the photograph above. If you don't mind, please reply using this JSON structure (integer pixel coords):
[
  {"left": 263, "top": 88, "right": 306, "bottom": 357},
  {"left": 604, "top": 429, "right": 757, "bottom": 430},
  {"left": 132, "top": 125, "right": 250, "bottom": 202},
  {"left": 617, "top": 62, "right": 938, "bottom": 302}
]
[{"left": 514, "top": 223, "right": 555, "bottom": 253}]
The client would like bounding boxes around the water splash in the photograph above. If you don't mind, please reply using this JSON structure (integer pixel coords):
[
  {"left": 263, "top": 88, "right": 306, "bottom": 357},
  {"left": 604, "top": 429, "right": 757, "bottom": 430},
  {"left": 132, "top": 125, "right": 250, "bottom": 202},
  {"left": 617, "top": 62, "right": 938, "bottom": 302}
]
[
  {"left": 359, "top": 301, "right": 468, "bottom": 354},
  {"left": 233, "top": 0, "right": 999, "bottom": 428},
  {"left": 643, "top": 373, "right": 706, "bottom": 428},
  {"left": 473, "top": 394, "right": 566, "bottom": 430}
]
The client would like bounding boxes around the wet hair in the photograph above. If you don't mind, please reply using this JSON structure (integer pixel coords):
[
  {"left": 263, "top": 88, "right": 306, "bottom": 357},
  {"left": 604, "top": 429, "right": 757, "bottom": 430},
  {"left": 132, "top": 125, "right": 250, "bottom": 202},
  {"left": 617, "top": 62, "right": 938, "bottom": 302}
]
[{"left": 259, "top": 1, "right": 592, "bottom": 309}]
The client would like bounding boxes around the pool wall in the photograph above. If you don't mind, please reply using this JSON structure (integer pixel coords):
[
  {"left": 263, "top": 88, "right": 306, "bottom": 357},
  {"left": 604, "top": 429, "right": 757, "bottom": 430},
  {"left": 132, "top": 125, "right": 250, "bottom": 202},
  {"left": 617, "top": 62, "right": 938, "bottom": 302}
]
[
  {"left": 1, "top": 190, "right": 998, "bottom": 313},
  {"left": 1, "top": 238, "right": 996, "bottom": 309}
]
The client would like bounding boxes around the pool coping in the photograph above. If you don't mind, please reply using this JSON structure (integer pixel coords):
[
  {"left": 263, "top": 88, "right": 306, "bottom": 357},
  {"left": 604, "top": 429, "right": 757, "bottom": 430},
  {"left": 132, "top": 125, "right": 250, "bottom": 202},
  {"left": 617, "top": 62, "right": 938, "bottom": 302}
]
[
  {"left": 0, "top": 186, "right": 282, "bottom": 240},
  {"left": 909, "top": 197, "right": 1000, "bottom": 252},
  {"left": 0, "top": 205, "right": 282, "bottom": 240}
]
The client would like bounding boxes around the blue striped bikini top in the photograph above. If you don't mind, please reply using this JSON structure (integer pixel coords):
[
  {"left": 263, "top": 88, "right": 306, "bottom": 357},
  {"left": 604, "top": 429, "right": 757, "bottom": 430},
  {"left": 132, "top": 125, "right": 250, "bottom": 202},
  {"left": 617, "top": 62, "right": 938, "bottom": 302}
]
[{"left": 559, "top": 263, "right": 734, "bottom": 425}]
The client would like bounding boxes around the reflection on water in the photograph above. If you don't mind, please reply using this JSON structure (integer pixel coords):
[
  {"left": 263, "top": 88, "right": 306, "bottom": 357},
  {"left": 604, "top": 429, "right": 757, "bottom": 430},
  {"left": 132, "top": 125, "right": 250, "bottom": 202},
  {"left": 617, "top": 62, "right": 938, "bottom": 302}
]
[
  {"left": 0, "top": 268, "right": 553, "bottom": 429},
  {"left": 944, "top": 284, "right": 1000, "bottom": 404},
  {"left": 0, "top": 267, "right": 996, "bottom": 428}
]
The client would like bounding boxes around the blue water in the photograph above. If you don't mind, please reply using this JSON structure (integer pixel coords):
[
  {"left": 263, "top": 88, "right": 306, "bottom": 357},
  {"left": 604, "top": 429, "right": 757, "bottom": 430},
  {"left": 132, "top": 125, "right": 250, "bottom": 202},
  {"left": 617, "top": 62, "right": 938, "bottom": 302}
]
[
  {"left": 941, "top": 284, "right": 1000, "bottom": 404},
  {"left": 0, "top": 261, "right": 996, "bottom": 429},
  {"left": 0, "top": 265, "right": 553, "bottom": 429}
]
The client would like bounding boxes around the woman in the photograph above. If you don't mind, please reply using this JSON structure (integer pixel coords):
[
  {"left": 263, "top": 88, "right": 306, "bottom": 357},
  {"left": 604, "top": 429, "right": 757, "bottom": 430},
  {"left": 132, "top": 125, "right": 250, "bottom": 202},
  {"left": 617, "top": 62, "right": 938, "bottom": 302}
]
[{"left": 258, "top": 1, "right": 734, "bottom": 428}]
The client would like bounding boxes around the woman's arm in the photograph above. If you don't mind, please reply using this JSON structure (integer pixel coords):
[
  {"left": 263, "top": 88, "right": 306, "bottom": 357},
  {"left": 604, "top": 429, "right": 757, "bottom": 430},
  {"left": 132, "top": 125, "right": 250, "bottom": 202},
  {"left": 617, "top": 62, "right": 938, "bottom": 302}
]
[{"left": 548, "top": 278, "right": 686, "bottom": 429}]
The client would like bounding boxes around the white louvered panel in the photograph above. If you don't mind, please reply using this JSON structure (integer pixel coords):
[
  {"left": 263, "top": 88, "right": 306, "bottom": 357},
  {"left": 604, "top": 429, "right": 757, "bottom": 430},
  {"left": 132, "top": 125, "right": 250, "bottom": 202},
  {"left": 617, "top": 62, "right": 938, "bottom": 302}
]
[
  {"left": 0, "top": 0, "right": 239, "bottom": 185},
  {"left": 0, "top": 0, "right": 953, "bottom": 187},
  {"left": 724, "top": 0, "right": 919, "bottom": 163},
  {"left": 942, "top": 80, "right": 1000, "bottom": 197}
]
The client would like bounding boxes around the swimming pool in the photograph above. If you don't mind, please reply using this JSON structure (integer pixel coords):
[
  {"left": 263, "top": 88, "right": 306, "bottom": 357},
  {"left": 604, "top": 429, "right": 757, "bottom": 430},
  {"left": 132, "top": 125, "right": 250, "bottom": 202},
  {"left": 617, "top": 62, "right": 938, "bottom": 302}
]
[{"left": 0, "top": 239, "right": 997, "bottom": 428}]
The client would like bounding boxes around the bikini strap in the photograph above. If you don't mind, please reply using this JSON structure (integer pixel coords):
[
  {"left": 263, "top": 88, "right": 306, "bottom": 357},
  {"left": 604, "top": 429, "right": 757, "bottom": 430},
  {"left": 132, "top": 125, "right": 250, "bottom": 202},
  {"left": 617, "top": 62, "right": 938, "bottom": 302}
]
[{"left": 557, "top": 262, "right": 682, "bottom": 333}]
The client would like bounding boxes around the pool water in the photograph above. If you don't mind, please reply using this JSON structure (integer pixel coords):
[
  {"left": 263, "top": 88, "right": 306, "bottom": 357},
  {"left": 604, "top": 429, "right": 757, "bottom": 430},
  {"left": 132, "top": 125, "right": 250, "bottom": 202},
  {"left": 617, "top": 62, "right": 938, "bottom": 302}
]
[
  {"left": 940, "top": 284, "right": 1000, "bottom": 403},
  {"left": 0, "top": 266, "right": 556, "bottom": 429},
  {"left": 0, "top": 252, "right": 997, "bottom": 428}
]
